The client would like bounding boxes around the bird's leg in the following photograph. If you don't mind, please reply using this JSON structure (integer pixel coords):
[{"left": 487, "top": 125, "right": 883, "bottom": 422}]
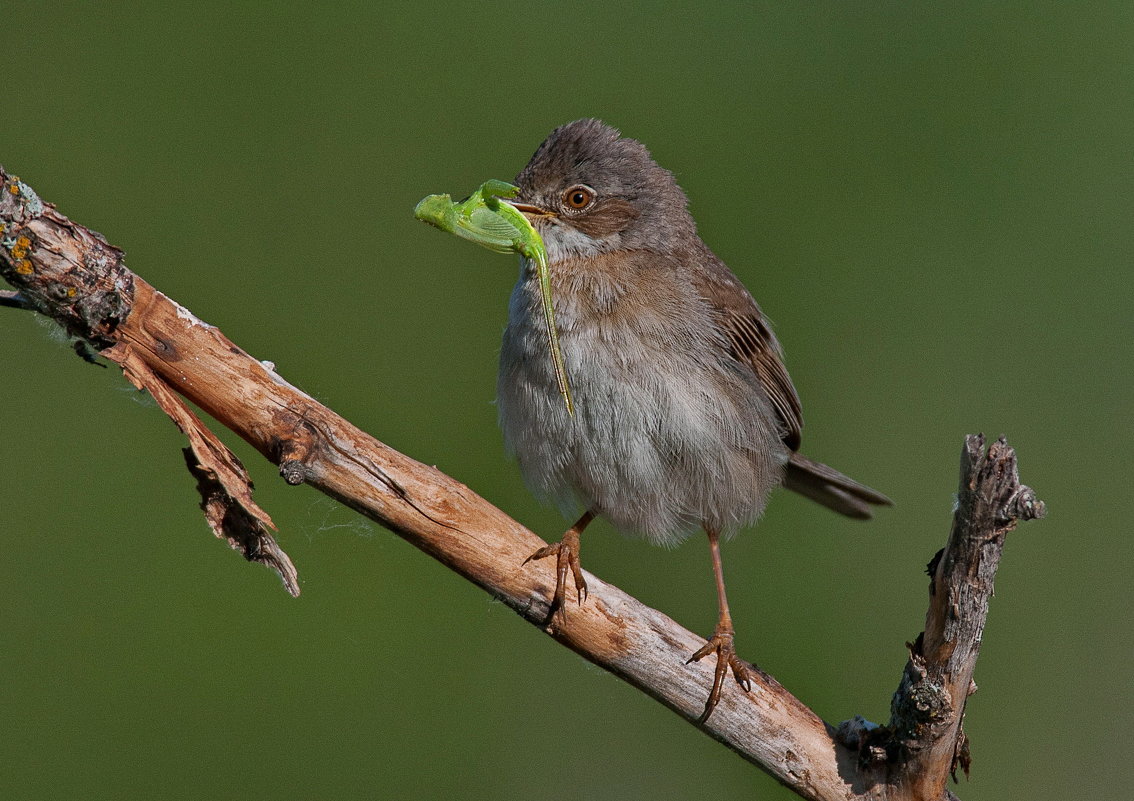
[
  {"left": 686, "top": 527, "right": 753, "bottom": 723},
  {"left": 523, "top": 510, "right": 595, "bottom": 621}
]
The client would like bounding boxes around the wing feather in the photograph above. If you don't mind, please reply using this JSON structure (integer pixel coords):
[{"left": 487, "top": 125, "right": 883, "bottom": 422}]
[{"left": 690, "top": 255, "right": 804, "bottom": 451}]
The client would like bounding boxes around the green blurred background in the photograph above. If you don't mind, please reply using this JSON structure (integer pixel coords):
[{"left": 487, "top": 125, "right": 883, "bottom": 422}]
[{"left": 2, "top": 3, "right": 1129, "bottom": 799}]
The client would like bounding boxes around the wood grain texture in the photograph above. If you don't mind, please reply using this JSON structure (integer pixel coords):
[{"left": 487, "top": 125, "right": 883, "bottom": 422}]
[{"left": 1, "top": 166, "right": 1045, "bottom": 800}]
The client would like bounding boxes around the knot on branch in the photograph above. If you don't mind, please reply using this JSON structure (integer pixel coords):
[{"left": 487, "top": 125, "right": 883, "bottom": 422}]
[
  {"left": 962, "top": 434, "right": 1047, "bottom": 531},
  {"left": 1005, "top": 485, "right": 1046, "bottom": 523},
  {"left": 840, "top": 640, "right": 958, "bottom": 775},
  {"left": 888, "top": 641, "right": 955, "bottom": 750},
  {"left": 835, "top": 715, "right": 890, "bottom": 767},
  {"left": 273, "top": 414, "right": 320, "bottom": 486}
]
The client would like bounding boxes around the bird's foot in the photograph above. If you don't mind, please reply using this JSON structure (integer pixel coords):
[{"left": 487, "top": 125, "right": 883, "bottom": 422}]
[
  {"left": 522, "top": 524, "right": 587, "bottom": 623},
  {"left": 686, "top": 623, "right": 752, "bottom": 723}
]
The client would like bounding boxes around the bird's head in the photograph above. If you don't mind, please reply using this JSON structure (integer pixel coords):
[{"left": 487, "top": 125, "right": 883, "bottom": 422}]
[{"left": 508, "top": 119, "right": 696, "bottom": 261}]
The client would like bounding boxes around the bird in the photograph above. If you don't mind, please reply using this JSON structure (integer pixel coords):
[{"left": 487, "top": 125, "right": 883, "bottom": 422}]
[{"left": 496, "top": 118, "right": 890, "bottom": 722}]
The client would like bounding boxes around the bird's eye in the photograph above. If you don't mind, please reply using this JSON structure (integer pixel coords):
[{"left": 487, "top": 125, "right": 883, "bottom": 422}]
[{"left": 563, "top": 185, "right": 595, "bottom": 210}]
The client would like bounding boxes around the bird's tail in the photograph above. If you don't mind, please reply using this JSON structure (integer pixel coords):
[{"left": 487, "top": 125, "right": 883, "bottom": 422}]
[{"left": 783, "top": 452, "right": 893, "bottom": 520}]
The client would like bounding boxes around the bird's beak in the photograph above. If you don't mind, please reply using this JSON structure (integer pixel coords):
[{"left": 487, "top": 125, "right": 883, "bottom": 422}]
[{"left": 506, "top": 200, "right": 556, "bottom": 220}]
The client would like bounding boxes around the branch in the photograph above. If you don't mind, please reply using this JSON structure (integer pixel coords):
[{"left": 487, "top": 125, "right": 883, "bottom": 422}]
[
  {"left": 1, "top": 167, "right": 1044, "bottom": 800},
  {"left": 839, "top": 435, "right": 1045, "bottom": 797}
]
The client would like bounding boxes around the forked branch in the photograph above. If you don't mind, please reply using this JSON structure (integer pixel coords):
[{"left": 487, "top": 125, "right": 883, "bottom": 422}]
[{"left": 1, "top": 167, "right": 1044, "bottom": 801}]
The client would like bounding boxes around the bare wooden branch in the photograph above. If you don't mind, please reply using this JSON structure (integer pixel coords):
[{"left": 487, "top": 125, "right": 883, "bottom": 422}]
[
  {"left": 1, "top": 166, "right": 1044, "bottom": 801},
  {"left": 838, "top": 435, "right": 1045, "bottom": 797},
  {"left": 891, "top": 436, "right": 1044, "bottom": 793}
]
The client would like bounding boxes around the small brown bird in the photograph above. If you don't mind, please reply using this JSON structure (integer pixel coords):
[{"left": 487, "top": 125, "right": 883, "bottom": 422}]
[{"left": 497, "top": 119, "right": 890, "bottom": 722}]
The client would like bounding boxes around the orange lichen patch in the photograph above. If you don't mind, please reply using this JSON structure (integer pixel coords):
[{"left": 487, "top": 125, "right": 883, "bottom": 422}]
[
  {"left": 15, "top": 236, "right": 30, "bottom": 248},
  {"left": 66, "top": 286, "right": 77, "bottom": 298},
  {"left": 15, "top": 259, "right": 33, "bottom": 275},
  {"left": 10, "top": 245, "right": 28, "bottom": 259},
  {"left": 7, "top": 182, "right": 19, "bottom": 195}
]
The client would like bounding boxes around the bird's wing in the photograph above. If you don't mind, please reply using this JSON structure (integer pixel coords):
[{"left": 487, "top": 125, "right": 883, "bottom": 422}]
[{"left": 690, "top": 255, "right": 804, "bottom": 451}]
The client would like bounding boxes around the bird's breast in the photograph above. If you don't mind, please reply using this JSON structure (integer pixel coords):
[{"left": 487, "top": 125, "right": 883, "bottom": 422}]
[{"left": 496, "top": 257, "right": 786, "bottom": 543}]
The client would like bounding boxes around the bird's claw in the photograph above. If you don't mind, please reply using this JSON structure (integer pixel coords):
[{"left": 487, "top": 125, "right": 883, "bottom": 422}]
[
  {"left": 522, "top": 526, "right": 587, "bottom": 621},
  {"left": 687, "top": 626, "right": 752, "bottom": 723}
]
